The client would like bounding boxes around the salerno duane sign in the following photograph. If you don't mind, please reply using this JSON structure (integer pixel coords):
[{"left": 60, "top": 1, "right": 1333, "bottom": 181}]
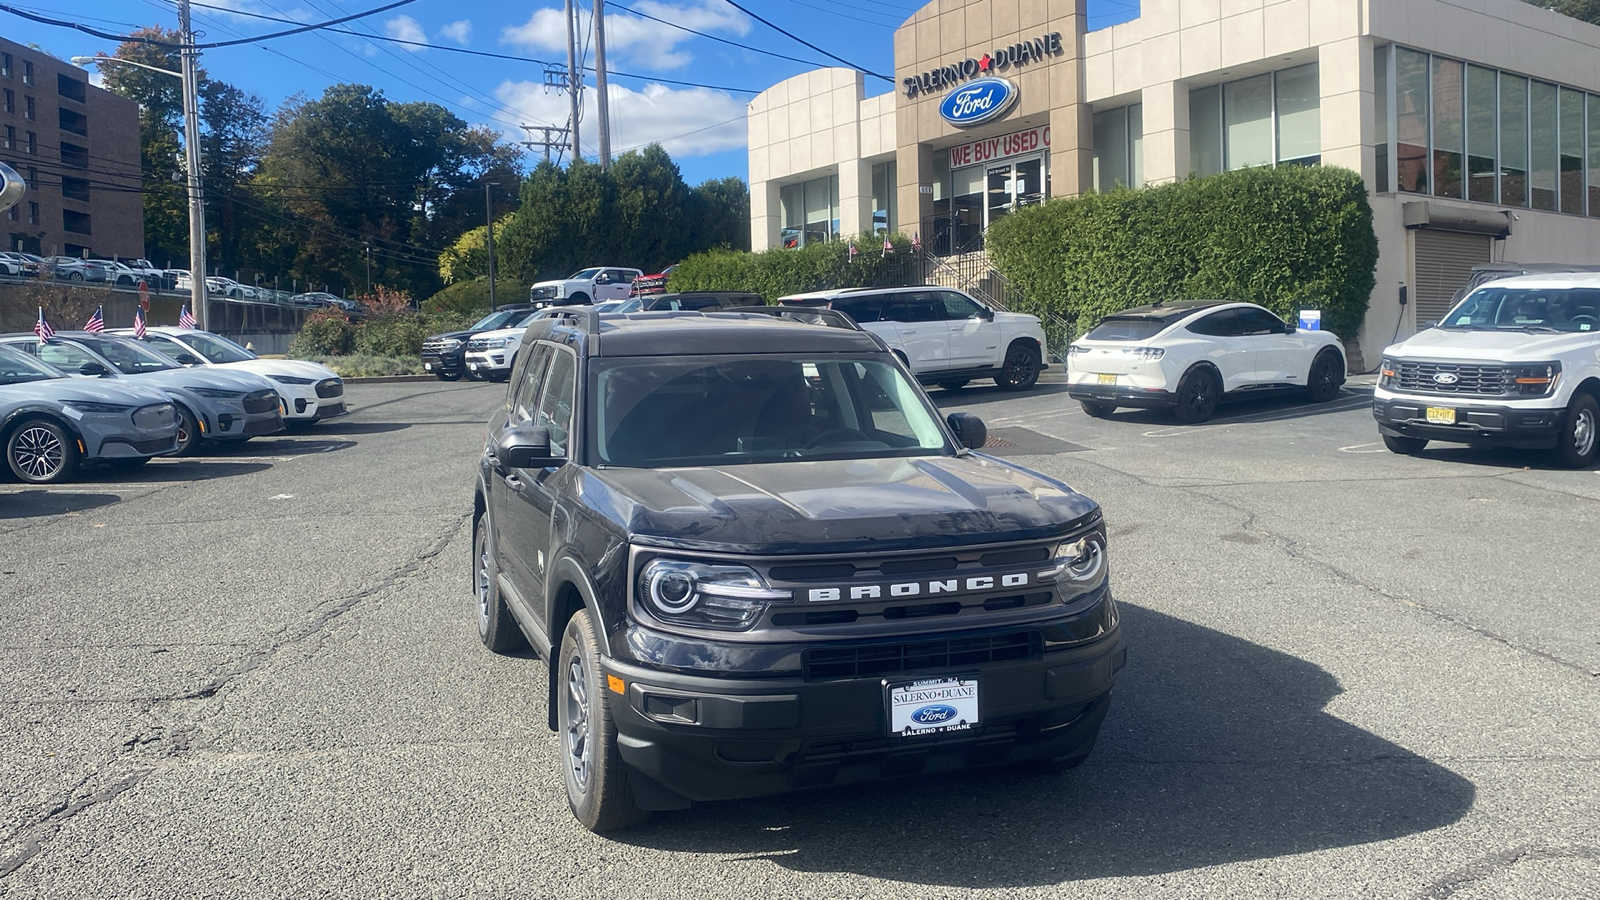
[{"left": 903, "top": 32, "right": 1065, "bottom": 99}]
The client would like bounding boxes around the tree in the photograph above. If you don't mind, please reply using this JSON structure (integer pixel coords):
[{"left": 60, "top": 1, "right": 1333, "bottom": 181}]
[
  {"left": 688, "top": 176, "right": 752, "bottom": 253},
  {"left": 1525, "top": 0, "right": 1600, "bottom": 23},
  {"left": 101, "top": 27, "right": 188, "bottom": 264},
  {"left": 199, "top": 81, "right": 268, "bottom": 278}
]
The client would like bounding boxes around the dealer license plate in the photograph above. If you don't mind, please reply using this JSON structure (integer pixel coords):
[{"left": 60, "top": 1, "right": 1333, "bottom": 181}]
[
  {"left": 1096, "top": 373, "right": 1117, "bottom": 385},
  {"left": 887, "top": 676, "right": 979, "bottom": 737},
  {"left": 1425, "top": 406, "right": 1456, "bottom": 425}
]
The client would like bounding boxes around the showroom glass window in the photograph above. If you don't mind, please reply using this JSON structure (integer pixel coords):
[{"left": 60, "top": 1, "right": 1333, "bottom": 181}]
[
  {"left": 1189, "top": 63, "right": 1320, "bottom": 176},
  {"left": 1092, "top": 104, "right": 1142, "bottom": 191},
  {"left": 871, "top": 160, "right": 897, "bottom": 235},
  {"left": 778, "top": 174, "right": 839, "bottom": 249},
  {"left": 1559, "top": 88, "right": 1585, "bottom": 214},
  {"left": 1466, "top": 65, "right": 1497, "bottom": 202}
]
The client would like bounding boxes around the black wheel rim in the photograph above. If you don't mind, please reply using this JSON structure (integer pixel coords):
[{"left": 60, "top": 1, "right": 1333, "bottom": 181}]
[
  {"left": 1005, "top": 349, "right": 1035, "bottom": 383},
  {"left": 12, "top": 425, "right": 64, "bottom": 480},
  {"left": 1185, "top": 377, "right": 1214, "bottom": 414},
  {"left": 475, "top": 521, "right": 492, "bottom": 635}
]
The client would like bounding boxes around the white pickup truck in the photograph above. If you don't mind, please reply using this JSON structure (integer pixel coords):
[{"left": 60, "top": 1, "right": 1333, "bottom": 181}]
[
  {"left": 1375, "top": 271, "right": 1600, "bottom": 467},
  {"left": 527, "top": 267, "right": 642, "bottom": 306}
]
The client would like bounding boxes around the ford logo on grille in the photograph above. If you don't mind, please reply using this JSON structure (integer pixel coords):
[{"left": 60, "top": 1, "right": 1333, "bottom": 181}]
[
  {"left": 911, "top": 704, "right": 958, "bottom": 725},
  {"left": 1433, "top": 372, "right": 1460, "bottom": 385},
  {"left": 939, "top": 77, "right": 1019, "bottom": 127}
]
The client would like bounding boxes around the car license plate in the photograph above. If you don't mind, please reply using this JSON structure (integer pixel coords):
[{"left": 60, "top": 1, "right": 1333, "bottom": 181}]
[
  {"left": 1425, "top": 406, "right": 1456, "bottom": 425},
  {"left": 1096, "top": 373, "right": 1116, "bottom": 385},
  {"left": 887, "top": 676, "right": 979, "bottom": 737}
]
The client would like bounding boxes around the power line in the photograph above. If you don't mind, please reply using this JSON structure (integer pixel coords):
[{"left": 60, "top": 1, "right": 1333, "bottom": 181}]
[
  {"left": 720, "top": 0, "right": 893, "bottom": 82},
  {"left": 0, "top": 0, "right": 418, "bottom": 50},
  {"left": 610, "top": 2, "right": 832, "bottom": 71},
  {"left": 778, "top": 0, "right": 904, "bottom": 28}
]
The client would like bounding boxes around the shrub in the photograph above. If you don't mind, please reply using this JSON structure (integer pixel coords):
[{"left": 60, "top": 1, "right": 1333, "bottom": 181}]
[
  {"left": 353, "top": 314, "right": 428, "bottom": 358},
  {"left": 419, "top": 277, "right": 519, "bottom": 317},
  {"left": 288, "top": 309, "right": 354, "bottom": 356},
  {"left": 984, "top": 165, "right": 1379, "bottom": 339},
  {"left": 294, "top": 354, "right": 424, "bottom": 378},
  {"left": 669, "top": 233, "right": 917, "bottom": 300}
]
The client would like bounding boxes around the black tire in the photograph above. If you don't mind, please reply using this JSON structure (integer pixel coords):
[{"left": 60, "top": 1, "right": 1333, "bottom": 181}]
[
  {"left": 117, "top": 276, "right": 135, "bottom": 287},
  {"left": 465, "top": 368, "right": 488, "bottom": 382},
  {"left": 1382, "top": 434, "right": 1428, "bottom": 455},
  {"left": 68, "top": 272, "right": 84, "bottom": 282},
  {"left": 938, "top": 380, "right": 969, "bottom": 391},
  {"left": 558, "top": 608, "right": 649, "bottom": 832},
  {"left": 1305, "top": 350, "right": 1343, "bottom": 403},
  {"left": 996, "top": 342, "right": 1041, "bottom": 391},
  {"left": 6, "top": 418, "right": 80, "bottom": 484},
  {"left": 1080, "top": 401, "right": 1116, "bottom": 419},
  {"left": 1553, "top": 393, "right": 1600, "bottom": 469},
  {"left": 569, "top": 292, "right": 591, "bottom": 305},
  {"left": 436, "top": 370, "right": 462, "bottom": 382},
  {"left": 474, "top": 515, "right": 527, "bottom": 654},
  {"left": 1173, "top": 367, "right": 1220, "bottom": 424},
  {"left": 173, "top": 405, "right": 201, "bottom": 457}
]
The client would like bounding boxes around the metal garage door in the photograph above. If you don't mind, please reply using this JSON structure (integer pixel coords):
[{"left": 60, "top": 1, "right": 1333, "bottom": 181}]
[{"left": 1413, "top": 231, "right": 1493, "bottom": 325}]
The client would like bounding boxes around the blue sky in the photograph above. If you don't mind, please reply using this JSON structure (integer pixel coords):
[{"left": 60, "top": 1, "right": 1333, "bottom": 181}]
[{"left": 6, "top": 1, "right": 1139, "bottom": 186}]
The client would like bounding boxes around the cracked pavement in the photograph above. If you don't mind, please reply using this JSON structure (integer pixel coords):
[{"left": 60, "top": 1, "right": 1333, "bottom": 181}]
[{"left": 0, "top": 375, "right": 1596, "bottom": 898}]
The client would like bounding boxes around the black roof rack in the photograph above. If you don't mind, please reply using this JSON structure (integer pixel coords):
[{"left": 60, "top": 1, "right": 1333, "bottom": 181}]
[{"left": 721, "top": 306, "right": 863, "bottom": 331}]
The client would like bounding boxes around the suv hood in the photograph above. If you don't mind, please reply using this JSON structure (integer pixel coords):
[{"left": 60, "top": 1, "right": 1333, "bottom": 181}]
[
  {"left": 472, "top": 326, "right": 528, "bottom": 341},
  {"left": 531, "top": 279, "right": 570, "bottom": 289},
  {"left": 426, "top": 329, "right": 478, "bottom": 342},
  {"left": 584, "top": 455, "right": 1099, "bottom": 554},
  {"left": 130, "top": 366, "right": 277, "bottom": 393},
  {"left": 1386, "top": 328, "right": 1598, "bottom": 361},
  {"left": 1, "top": 378, "right": 169, "bottom": 406}
]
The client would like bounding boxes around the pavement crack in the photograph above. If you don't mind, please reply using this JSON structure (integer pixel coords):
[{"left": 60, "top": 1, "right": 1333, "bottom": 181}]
[
  {"left": 1416, "top": 844, "right": 1600, "bottom": 899},
  {"left": 0, "top": 767, "right": 153, "bottom": 879}
]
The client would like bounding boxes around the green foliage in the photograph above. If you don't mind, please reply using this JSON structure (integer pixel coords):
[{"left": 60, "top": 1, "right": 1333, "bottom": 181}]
[
  {"left": 292, "top": 354, "right": 424, "bottom": 378},
  {"left": 1524, "top": 0, "right": 1600, "bottom": 24},
  {"left": 669, "top": 234, "right": 916, "bottom": 300},
  {"left": 419, "top": 277, "right": 517, "bottom": 318},
  {"left": 287, "top": 309, "right": 355, "bottom": 357},
  {"left": 353, "top": 315, "right": 428, "bottom": 358},
  {"left": 983, "top": 166, "right": 1379, "bottom": 339},
  {"left": 438, "top": 213, "right": 516, "bottom": 284}
]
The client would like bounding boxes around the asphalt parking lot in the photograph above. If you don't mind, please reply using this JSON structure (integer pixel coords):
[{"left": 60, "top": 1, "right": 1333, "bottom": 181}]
[{"left": 2, "top": 373, "right": 1597, "bottom": 898}]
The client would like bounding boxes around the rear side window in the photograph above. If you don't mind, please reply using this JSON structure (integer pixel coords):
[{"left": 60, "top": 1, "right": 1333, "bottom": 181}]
[
  {"left": 1235, "top": 308, "right": 1284, "bottom": 335},
  {"left": 1087, "top": 317, "right": 1171, "bottom": 341},
  {"left": 1186, "top": 310, "right": 1242, "bottom": 337},
  {"left": 830, "top": 294, "right": 883, "bottom": 323},
  {"left": 883, "top": 293, "right": 942, "bottom": 323}
]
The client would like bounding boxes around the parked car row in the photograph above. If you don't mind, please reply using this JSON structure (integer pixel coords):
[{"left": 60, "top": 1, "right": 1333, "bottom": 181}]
[{"left": 0, "top": 329, "right": 346, "bottom": 483}]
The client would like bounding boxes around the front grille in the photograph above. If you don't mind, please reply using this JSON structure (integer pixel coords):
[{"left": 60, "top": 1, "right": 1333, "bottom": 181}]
[
  {"left": 421, "top": 338, "right": 460, "bottom": 353},
  {"left": 801, "top": 630, "right": 1041, "bottom": 680},
  {"left": 1396, "top": 361, "right": 1510, "bottom": 396},
  {"left": 242, "top": 416, "right": 281, "bottom": 435},
  {"left": 529, "top": 286, "right": 558, "bottom": 300},
  {"left": 131, "top": 403, "right": 173, "bottom": 429},
  {"left": 242, "top": 390, "right": 279, "bottom": 414},
  {"left": 465, "top": 338, "right": 489, "bottom": 352},
  {"left": 316, "top": 402, "right": 345, "bottom": 418},
  {"left": 767, "top": 545, "right": 1052, "bottom": 582},
  {"left": 314, "top": 378, "right": 343, "bottom": 398},
  {"left": 129, "top": 436, "right": 173, "bottom": 453}
]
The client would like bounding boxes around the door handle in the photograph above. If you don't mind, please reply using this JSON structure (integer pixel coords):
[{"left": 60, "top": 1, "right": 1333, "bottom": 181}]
[{"left": 503, "top": 472, "right": 525, "bottom": 492}]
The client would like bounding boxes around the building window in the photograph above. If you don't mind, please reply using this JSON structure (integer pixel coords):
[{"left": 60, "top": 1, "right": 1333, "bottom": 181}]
[
  {"left": 24, "top": 130, "right": 34, "bottom": 155},
  {"left": 2, "top": 89, "right": 11, "bottom": 114},
  {"left": 4, "top": 204, "right": 14, "bottom": 221},
  {"left": 63, "top": 209, "right": 90, "bottom": 235},
  {"left": 870, "top": 160, "right": 897, "bottom": 234},
  {"left": 1501, "top": 74, "right": 1529, "bottom": 206},
  {"left": 1190, "top": 64, "right": 1320, "bottom": 176},
  {"left": 60, "top": 141, "right": 88, "bottom": 169},
  {"left": 1092, "top": 104, "right": 1142, "bottom": 191},
  {"left": 22, "top": 95, "right": 32, "bottom": 121},
  {"left": 21, "top": 61, "right": 31, "bottom": 86},
  {"left": 1374, "top": 47, "right": 1390, "bottom": 192},
  {"left": 1589, "top": 93, "right": 1600, "bottom": 218},
  {"left": 1529, "top": 80, "right": 1558, "bottom": 211},
  {"left": 1395, "top": 48, "right": 1430, "bottom": 193},
  {"left": 1559, "top": 88, "right": 1585, "bottom": 214},
  {"left": 1465, "top": 65, "right": 1497, "bottom": 203},
  {"left": 1431, "top": 58, "right": 1464, "bottom": 198},
  {"left": 2, "top": 125, "right": 11, "bottom": 150},
  {"left": 26, "top": 201, "right": 37, "bottom": 225},
  {"left": 1, "top": 53, "right": 10, "bottom": 78},
  {"left": 779, "top": 174, "right": 838, "bottom": 248},
  {"left": 61, "top": 176, "right": 89, "bottom": 201},
  {"left": 58, "top": 107, "right": 87, "bottom": 136},
  {"left": 57, "top": 73, "right": 86, "bottom": 103}
]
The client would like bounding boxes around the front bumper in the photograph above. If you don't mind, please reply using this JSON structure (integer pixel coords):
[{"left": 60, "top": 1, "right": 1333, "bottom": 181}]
[
  {"left": 465, "top": 350, "right": 512, "bottom": 375},
  {"left": 421, "top": 351, "right": 466, "bottom": 375},
  {"left": 602, "top": 626, "right": 1125, "bottom": 806},
  {"left": 274, "top": 383, "right": 348, "bottom": 421},
  {"left": 1373, "top": 394, "right": 1562, "bottom": 449}
]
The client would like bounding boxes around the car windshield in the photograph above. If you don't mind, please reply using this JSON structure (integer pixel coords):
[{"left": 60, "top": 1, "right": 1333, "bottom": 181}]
[
  {"left": 1440, "top": 287, "right": 1600, "bottom": 333},
  {"left": 0, "top": 345, "right": 63, "bottom": 384},
  {"left": 1085, "top": 316, "right": 1172, "bottom": 341},
  {"left": 80, "top": 336, "right": 180, "bottom": 373},
  {"left": 570, "top": 268, "right": 601, "bottom": 280},
  {"left": 589, "top": 355, "right": 950, "bottom": 467},
  {"left": 181, "top": 331, "right": 256, "bottom": 363},
  {"left": 471, "top": 310, "right": 521, "bottom": 331}
]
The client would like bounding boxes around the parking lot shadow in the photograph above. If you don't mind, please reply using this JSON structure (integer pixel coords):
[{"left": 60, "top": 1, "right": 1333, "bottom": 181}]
[
  {"left": 0, "top": 490, "right": 122, "bottom": 518},
  {"left": 1101, "top": 386, "right": 1374, "bottom": 428},
  {"left": 613, "top": 603, "right": 1475, "bottom": 888},
  {"left": 298, "top": 421, "right": 410, "bottom": 436}
]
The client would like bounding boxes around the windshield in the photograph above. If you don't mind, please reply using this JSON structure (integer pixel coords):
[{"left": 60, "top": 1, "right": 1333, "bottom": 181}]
[
  {"left": 0, "top": 345, "right": 63, "bottom": 384},
  {"left": 182, "top": 331, "right": 256, "bottom": 363},
  {"left": 81, "top": 336, "right": 181, "bottom": 373},
  {"left": 1086, "top": 316, "right": 1172, "bottom": 341},
  {"left": 1441, "top": 287, "right": 1600, "bottom": 332},
  {"left": 589, "top": 355, "right": 950, "bottom": 467},
  {"left": 570, "top": 268, "right": 601, "bottom": 280},
  {"left": 470, "top": 310, "right": 522, "bottom": 331}
]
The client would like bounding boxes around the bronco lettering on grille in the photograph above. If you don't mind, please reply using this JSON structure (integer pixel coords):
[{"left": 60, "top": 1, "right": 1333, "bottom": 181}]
[{"left": 808, "top": 573, "right": 1031, "bottom": 602}]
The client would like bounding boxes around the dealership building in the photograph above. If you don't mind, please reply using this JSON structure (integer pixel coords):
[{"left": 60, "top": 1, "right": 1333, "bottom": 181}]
[{"left": 746, "top": 0, "right": 1600, "bottom": 360}]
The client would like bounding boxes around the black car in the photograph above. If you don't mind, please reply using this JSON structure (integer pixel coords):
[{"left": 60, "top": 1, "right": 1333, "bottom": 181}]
[
  {"left": 637, "top": 291, "right": 764, "bottom": 312},
  {"left": 472, "top": 308, "right": 1125, "bottom": 831},
  {"left": 421, "top": 306, "right": 535, "bottom": 381}
]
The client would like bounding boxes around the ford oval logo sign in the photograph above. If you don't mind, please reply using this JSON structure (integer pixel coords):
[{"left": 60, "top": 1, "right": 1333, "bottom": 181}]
[
  {"left": 911, "top": 704, "right": 959, "bottom": 725},
  {"left": 939, "top": 77, "right": 1019, "bottom": 127},
  {"left": 1433, "top": 372, "right": 1460, "bottom": 385}
]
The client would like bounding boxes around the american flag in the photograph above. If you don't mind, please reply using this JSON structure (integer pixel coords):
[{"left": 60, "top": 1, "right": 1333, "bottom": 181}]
[
  {"left": 912, "top": 232, "right": 922, "bottom": 254},
  {"left": 178, "top": 305, "right": 196, "bottom": 329},
  {"left": 883, "top": 236, "right": 895, "bottom": 258},
  {"left": 848, "top": 240, "right": 857, "bottom": 261},
  {"left": 133, "top": 307, "right": 147, "bottom": 339},
  {"left": 84, "top": 306, "right": 105, "bottom": 333},
  {"left": 34, "top": 307, "right": 54, "bottom": 341}
]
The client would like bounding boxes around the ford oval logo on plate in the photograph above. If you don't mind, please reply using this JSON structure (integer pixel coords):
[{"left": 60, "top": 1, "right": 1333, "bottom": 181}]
[
  {"left": 911, "top": 704, "right": 959, "bottom": 725},
  {"left": 939, "top": 77, "right": 1019, "bottom": 127},
  {"left": 1433, "top": 372, "right": 1460, "bottom": 385}
]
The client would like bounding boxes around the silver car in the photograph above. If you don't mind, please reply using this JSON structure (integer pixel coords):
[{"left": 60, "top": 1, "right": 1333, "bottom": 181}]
[
  {"left": 0, "top": 332, "right": 284, "bottom": 456},
  {"left": 0, "top": 345, "right": 178, "bottom": 483}
]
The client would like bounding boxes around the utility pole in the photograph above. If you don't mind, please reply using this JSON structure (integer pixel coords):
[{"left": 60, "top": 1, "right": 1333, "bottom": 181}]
[
  {"left": 485, "top": 182, "right": 498, "bottom": 310},
  {"left": 364, "top": 243, "right": 372, "bottom": 296},
  {"left": 593, "top": 0, "right": 611, "bottom": 169},
  {"left": 520, "top": 124, "right": 570, "bottom": 164},
  {"left": 178, "top": 0, "right": 208, "bottom": 330},
  {"left": 565, "top": 0, "right": 581, "bottom": 161}
]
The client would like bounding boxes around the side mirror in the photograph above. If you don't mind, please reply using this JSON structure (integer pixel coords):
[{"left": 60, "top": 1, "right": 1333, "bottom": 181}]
[
  {"left": 78, "top": 361, "right": 110, "bottom": 377},
  {"left": 1422, "top": 320, "right": 1438, "bottom": 329},
  {"left": 495, "top": 424, "right": 563, "bottom": 469},
  {"left": 979, "top": 307, "right": 995, "bottom": 321},
  {"left": 1283, "top": 322, "right": 1297, "bottom": 334},
  {"left": 174, "top": 353, "right": 201, "bottom": 366},
  {"left": 947, "top": 412, "right": 987, "bottom": 450},
  {"left": 595, "top": 274, "right": 612, "bottom": 285}
]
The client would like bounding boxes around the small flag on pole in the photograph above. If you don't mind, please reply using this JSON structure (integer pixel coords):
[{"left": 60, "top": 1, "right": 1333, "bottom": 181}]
[
  {"left": 848, "top": 240, "right": 858, "bottom": 262},
  {"left": 883, "top": 235, "right": 895, "bottom": 258},
  {"left": 912, "top": 232, "right": 922, "bottom": 254},
  {"left": 178, "top": 305, "right": 196, "bottom": 329},
  {"left": 84, "top": 306, "right": 105, "bottom": 333},
  {"left": 34, "top": 307, "right": 54, "bottom": 341},
  {"left": 133, "top": 307, "right": 147, "bottom": 339}
]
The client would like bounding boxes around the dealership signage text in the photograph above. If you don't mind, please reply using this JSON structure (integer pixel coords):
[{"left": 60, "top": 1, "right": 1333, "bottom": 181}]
[{"left": 904, "top": 32, "right": 1064, "bottom": 99}]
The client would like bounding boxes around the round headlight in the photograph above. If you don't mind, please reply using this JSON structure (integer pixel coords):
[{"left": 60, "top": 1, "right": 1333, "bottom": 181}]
[
  {"left": 648, "top": 569, "right": 698, "bottom": 613},
  {"left": 1056, "top": 536, "right": 1104, "bottom": 582}
]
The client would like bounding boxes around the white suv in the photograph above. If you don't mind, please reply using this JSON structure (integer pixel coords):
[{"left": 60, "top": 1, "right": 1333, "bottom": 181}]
[
  {"left": 1375, "top": 272, "right": 1600, "bottom": 467},
  {"left": 777, "top": 286, "right": 1048, "bottom": 390},
  {"left": 528, "top": 267, "right": 643, "bottom": 306}
]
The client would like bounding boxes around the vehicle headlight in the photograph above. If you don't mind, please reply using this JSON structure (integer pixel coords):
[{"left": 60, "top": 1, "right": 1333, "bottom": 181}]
[
  {"left": 268, "top": 374, "right": 317, "bottom": 385},
  {"left": 487, "top": 337, "right": 509, "bottom": 349},
  {"left": 62, "top": 400, "right": 133, "bottom": 414},
  {"left": 1041, "top": 531, "right": 1106, "bottom": 591},
  {"left": 638, "top": 558, "right": 792, "bottom": 631},
  {"left": 554, "top": 284, "right": 567, "bottom": 297},
  {"left": 1125, "top": 347, "right": 1164, "bottom": 361},
  {"left": 442, "top": 339, "right": 462, "bottom": 350},
  {"left": 190, "top": 387, "right": 245, "bottom": 399},
  {"left": 1510, "top": 361, "right": 1561, "bottom": 396},
  {"left": 1379, "top": 357, "right": 1400, "bottom": 386}
]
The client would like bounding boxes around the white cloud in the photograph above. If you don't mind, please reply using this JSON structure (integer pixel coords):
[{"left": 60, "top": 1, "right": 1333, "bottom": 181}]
[
  {"left": 501, "top": 1, "right": 749, "bottom": 71},
  {"left": 384, "top": 14, "right": 428, "bottom": 51},
  {"left": 495, "top": 78, "right": 747, "bottom": 159},
  {"left": 439, "top": 20, "right": 472, "bottom": 45}
]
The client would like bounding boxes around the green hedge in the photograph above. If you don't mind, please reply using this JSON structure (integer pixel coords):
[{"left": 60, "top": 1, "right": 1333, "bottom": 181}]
[
  {"left": 669, "top": 233, "right": 915, "bottom": 300},
  {"left": 984, "top": 166, "right": 1379, "bottom": 339},
  {"left": 287, "top": 309, "right": 355, "bottom": 357},
  {"left": 420, "top": 276, "right": 521, "bottom": 317}
]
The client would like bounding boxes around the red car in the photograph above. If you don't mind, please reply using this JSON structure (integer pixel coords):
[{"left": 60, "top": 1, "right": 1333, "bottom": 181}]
[{"left": 629, "top": 264, "right": 677, "bottom": 297}]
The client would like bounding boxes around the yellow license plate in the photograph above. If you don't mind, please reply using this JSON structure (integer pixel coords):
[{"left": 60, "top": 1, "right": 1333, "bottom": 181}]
[
  {"left": 1096, "top": 373, "right": 1117, "bottom": 385},
  {"left": 1425, "top": 406, "right": 1456, "bottom": 425}
]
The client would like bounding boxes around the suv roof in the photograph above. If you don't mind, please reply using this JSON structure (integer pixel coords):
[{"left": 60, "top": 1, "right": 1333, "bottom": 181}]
[
  {"left": 1462, "top": 271, "right": 1600, "bottom": 290},
  {"left": 529, "top": 309, "right": 883, "bottom": 357},
  {"left": 779, "top": 285, "right": 953, "bottom": 303}
]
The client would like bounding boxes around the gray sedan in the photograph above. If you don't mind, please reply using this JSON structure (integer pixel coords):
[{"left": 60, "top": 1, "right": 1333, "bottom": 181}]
[
  {"left": 0, "top": 345, "right": 178, "bottom": 483},
  {"left": 0, "top": 332, "right": 284, "bottom": 456}
]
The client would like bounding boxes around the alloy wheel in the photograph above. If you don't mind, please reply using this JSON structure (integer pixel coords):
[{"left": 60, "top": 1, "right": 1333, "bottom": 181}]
[
  {"left": 11, "top": 425, "right": 65, "bottom": 480},
  {"left": 565, "top": 652, "right": 592, "bottom": 791}
]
